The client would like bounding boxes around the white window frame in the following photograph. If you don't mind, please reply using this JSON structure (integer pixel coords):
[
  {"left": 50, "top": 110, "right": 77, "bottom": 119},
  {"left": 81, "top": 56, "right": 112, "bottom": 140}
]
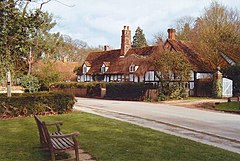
[
  {"left": 83, "top": 64, "right": 87, "bottom": 74},
  {"left": 101, "top": 64, "right": 106, "bottom": 73},
  {"left": 145, "top": 71, "right": 155, "bottom": 81},
  {"left": 129, "top": 63, "right": 135, "bottom": 73}
]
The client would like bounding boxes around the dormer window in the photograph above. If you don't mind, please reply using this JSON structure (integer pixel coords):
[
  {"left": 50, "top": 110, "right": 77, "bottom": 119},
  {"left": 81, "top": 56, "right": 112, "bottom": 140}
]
[
  {"left": 101, "top": 62, "right": 110, "bottom": 73},
  {"left": 82, "top": 62, "right": 91, "bottom": 74},
  {"left": 129, "top": 63, "right": 138, "bottom": 73},
  {"left": 101, "top": 64, "right": 106, "bottom": 73},
  {"left": 83, "top": 64, "right": 87, "bottom": 74}
]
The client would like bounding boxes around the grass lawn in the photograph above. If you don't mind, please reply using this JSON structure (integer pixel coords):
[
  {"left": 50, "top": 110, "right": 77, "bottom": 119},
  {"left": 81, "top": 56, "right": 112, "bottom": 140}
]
[
  {"left": 0, "top": 112, "right": 240, "bottom": 161},
  {"left": 215, "top": 101, "right": 240, "bottom": 113}
]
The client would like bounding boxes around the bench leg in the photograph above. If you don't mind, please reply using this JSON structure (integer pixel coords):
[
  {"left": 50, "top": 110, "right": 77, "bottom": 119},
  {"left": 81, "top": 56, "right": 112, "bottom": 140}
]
[
  {"left": 74, "top": 146, "right": 79, "bottom": 161},
  {"left": 51, "top": 151, "right": 56, "bottom": 161}
]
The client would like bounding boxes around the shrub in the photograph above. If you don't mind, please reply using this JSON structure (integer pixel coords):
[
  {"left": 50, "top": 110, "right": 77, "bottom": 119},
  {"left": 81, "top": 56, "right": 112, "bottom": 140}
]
[
  {"left": 157, "top": 82, "right": 188, "bottom": 101},
  {"left": 0, "top": 92, "right": 75, "bottom": 117},
  {"left": 19, "top": 75, "right": 40, "bottom": 92}
]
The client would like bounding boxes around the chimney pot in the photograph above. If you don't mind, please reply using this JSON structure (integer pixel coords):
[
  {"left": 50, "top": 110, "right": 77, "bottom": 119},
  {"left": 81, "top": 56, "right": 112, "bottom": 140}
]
[
  {"left": 167, "top": 28, "right": 176, "bottom": 40},
  {"left": 104, "top": 45, "right": 110, "bottom": 51}
]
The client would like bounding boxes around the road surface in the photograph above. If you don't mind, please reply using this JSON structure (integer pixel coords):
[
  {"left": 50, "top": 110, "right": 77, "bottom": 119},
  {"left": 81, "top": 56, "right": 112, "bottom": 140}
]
[{"left": 74, "top": 97, "right": 240, "bottom": 154}]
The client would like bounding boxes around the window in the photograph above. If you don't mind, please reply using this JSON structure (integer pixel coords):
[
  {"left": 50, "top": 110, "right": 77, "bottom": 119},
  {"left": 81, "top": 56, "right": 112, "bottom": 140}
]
[
  {"left": 101, "top": 64, "right": 106, "bottom": 73},
  {"left": 82, "top": 64, "right": 87, "bottom": 74},
  {"left": 129, "top": 63, "right": 136, "bottom": 73},
  {"left": 129, "top": 74, "right": 134, "bottom": 82},
  {"left": 101, "top": 67, "right": 106, "bottom": 73},
  {"left": 145, "top": 71, "right": 155, "bottom": 81}
]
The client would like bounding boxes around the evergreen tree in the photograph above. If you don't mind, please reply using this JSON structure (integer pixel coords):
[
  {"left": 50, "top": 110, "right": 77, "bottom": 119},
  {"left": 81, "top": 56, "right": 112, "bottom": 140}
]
[{"left": 132, "top": 26, "right": 147, "bottom": 48}]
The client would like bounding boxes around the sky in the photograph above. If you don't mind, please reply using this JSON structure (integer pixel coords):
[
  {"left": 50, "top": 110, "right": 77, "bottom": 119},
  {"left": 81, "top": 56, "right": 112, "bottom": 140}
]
[{"left": 30, "top": 0, "right": 240, "bottom": 48}]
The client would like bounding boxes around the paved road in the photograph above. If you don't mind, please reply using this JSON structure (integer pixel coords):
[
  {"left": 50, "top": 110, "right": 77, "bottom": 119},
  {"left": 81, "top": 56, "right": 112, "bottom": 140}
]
[{"left": 74, "top": 97, "right": 240, "bottom": 154}]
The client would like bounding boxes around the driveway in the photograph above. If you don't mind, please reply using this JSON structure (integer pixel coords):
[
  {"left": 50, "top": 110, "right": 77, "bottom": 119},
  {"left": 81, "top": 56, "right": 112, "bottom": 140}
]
[{"left": 74, "top": 97, "right": 240, "bottom": 154}]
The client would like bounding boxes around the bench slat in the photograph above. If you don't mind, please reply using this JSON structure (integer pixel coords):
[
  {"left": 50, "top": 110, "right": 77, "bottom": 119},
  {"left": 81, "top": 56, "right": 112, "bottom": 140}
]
[
  {"left": 52, "top": 132, "right": 75, "bottom": 147},
  {"left": 51, "top": 138, "right": 64, "bottom": 150},
  {"left": 61, "top": 137, "right": 74, "bottom": 146},
  {"left": 56, "top": 138, "right": 71, "bottom": 149}
]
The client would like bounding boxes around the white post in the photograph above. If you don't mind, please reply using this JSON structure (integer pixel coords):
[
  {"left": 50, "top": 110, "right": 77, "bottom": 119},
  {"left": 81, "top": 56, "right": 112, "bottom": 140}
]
[{"left": 6, "top": 71, "right": 11, "bottom": 97}]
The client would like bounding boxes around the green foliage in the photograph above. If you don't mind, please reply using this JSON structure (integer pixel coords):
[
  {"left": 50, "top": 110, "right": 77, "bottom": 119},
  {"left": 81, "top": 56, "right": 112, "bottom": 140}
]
[
  {"left": 19, "top": 75, "right": 40, "bottom": 92},
  {"left": 106, "top": 82, "right": 154, "bottom": 101},
  {"left": 215, "top": 101, "right": 240, "bottom": 113},
  {"left": 0, "top": 1, "right": 57, "bottom": 79},
  {"left": 155, "top": 51, "right": 191, "bottom": 99},
  {"left": 132, "top": 26, "right": 148, "bottom": 48},
  {"left": 223, "top": 63, "right": 240, "bottom": 96},
  {"left": 0, "top": 92, "right": 75, "bottom": 117},
  {"left": 50, "top": 82, "right": 106, "bottom": 89},
  {"left": 50, "top": 82, "right": 106, "bottom": 97}
]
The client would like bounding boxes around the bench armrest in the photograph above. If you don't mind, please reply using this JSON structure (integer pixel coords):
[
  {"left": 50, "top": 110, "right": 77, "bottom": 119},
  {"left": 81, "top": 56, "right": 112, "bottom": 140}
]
[
  {"left": 45, "top": 121, "right": 63, "bottom": 126},
  {"left": 45, "top": 121, "right": 63, "bottom": 132},
  {"left": 50, "top": 132, "right": 80, "bottom": 138}
]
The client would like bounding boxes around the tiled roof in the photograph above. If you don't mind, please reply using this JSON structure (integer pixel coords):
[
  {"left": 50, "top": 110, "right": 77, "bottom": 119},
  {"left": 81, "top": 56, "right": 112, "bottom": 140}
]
[
  {"left": 84, "top": 61, "right": 91, "bottom": 67},
  {"left": 84, "top": 46, "right": 161, "bottom": 75},
  {"left": 85, "top": 49, "right": 121, "bottom": 74},
  {"left": 103, "top": 61, "right": 110, "bottom": 66},
  {"left": 165, "top": 39, "right": 213, "bottom": 72},
  {"left": 220, "top": 43, "right": 240, "bottom": 65},
  {"left": 105, "top": 46, "right": 160, "bottom": 75},
  {"left": 83, "top": 39, "right": 239, "bottom": 75}
]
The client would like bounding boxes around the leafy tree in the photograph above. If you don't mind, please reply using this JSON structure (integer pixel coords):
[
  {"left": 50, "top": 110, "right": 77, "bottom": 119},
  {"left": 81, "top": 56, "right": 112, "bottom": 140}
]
[
  {"left": 152, "top": 31, "right": 166, "bottom": 46},
  {"left": 55, "top": 34, "right": 101, "bottom": 63},
  {"left": 175, "top": 16, "right": 195, "bottom": 41},
  {"left": 33, "top": 60, "right": 62, "bottom": 90},
  {"left": 191, "top": 2, "right": 240, "bottom": 69},
  {"left": 154, "top": 51, "right": 192, "bottom": 99},
  {"left": 132, "top": 26, "right": 148, "bottom": 48},
  {"left": 0, "top": 0, "right": 57, "bottom": 82}
]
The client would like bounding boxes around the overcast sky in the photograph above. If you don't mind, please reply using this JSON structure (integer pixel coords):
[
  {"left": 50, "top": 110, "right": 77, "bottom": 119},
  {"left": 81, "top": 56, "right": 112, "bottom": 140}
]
[{"left": 32, "top": 0, "right": 240, "bottom": 48}]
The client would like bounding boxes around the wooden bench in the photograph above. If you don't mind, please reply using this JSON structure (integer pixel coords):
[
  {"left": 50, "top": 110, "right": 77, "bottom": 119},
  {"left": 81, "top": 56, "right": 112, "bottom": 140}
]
[{"left": 34, "top": 115, "right": 80, "bottom": 161}]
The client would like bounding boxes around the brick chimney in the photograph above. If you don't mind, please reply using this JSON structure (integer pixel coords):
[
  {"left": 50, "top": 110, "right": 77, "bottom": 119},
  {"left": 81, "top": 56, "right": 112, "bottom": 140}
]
[
  {"left": 167, "top": 28, "right": 176, "bottom": 40},
  {"left": 104, "top": 45, "right": 110, "bottom": 51},
  {"left": 120, "top": 26, "right": 131, "bottom": 57}
]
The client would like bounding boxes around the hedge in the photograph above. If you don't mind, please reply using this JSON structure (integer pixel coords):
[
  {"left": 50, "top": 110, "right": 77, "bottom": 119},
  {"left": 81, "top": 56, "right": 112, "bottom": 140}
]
[
  {"left": 49, "top": 82, "right": 157, "bottom": 100},
  {"left": 0, "top": 92, "right": 75, "bottom": 118},
  {"left": 49, "top": 82, "right": 106, "bottom": 97},
  {"left": 106, "top": 82, "right": 155, "bottom": 101},
  {"left": 49, "top": 82, "right": 106, "bottom": 89}
]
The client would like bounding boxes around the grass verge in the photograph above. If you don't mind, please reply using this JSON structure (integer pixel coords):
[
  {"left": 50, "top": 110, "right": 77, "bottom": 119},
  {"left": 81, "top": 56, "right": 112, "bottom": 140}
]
[
  {"left": 0, "top": 112, "right": 240, "bottom": 161},
  {"left": 215, "top": 102, "right": 240, "bottom": 113}
]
